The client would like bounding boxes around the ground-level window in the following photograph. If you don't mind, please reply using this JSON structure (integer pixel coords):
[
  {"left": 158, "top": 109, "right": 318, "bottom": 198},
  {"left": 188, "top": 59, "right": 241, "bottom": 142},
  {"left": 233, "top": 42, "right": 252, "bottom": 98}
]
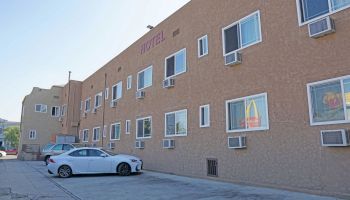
[
  {"left": 110, "top": 123, "right": 121, "bottom": 140},
  {"left": 136, "top": 117, "right": 152, "bottom": 139},
  {"left": 112, "top": 81, "right": 122, "bottom": 102},
  {"left": 307, "top": 75, "right": 350, "bottom": 125},
  {"left": 165, "top": 48, "right": 186, "bottom": 79},
  {"left": 85, "top": 98, "right": 91, "bottom": 112},
  {"left": 137, "top": 66, "right": 152, "bottom": 90},
  {"left": 29, "top": 130, "right": 36, "bottom": 139},
  {"left": 226, "top": 93, "right": 269, "bottom": 132},
  {"left": 198, "top": 35, "right": 208, "bottom": 57},
  {"left": 200, "top": 105, "right": 210, "bottom": 127},
  {"left": 126, "top": 120, "right": 131, "bottom": 134},
  {"left": 51, "top": 106, "right": 60, "bottom": 117},
  {"left": 93, "top": 127, "right": 100, "bottom": 142},
  {"left": 165, "top": 109, "right": 187, "bottom": 136},
  {"left": 83, "top": 129, "right": 89, "bottom": 142},
  {"left": 127, "top": 75, "right": 132, "bottom": 90},
  {"left": 35, "top": 104, "right": 47, "bottom": 113},
  {"left": 95, "top": 92, "right": 102, "bottom": 108}
]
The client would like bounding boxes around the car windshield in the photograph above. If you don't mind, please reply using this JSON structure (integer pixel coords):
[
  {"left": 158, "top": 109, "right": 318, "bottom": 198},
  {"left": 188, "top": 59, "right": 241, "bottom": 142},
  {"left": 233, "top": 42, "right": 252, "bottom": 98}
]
[
  {"left": 43, "top": 143, "right": 54, "bottom": 151},
  {"left": 101, "top": 149, "right": 117, "bottom": 156}
]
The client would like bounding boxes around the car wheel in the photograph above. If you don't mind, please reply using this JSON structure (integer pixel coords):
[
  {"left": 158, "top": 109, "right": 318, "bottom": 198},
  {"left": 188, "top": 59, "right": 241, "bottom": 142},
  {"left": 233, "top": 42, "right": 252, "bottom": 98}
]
[
  {"left": 45, "top": 156, "right": 50, "bottom": 165},
  {"left": 117, "top": 163, "right": 131, "bottom": 176},
  {"left": 58, "top": 165, "right": 72, "bottom": 178}
]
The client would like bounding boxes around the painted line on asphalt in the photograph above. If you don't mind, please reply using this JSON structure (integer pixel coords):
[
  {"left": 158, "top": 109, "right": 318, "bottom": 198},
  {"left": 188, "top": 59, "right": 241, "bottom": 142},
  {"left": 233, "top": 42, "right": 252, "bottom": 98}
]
[{"left": 26, "top": 162, "right": 82, "bottom": 200}]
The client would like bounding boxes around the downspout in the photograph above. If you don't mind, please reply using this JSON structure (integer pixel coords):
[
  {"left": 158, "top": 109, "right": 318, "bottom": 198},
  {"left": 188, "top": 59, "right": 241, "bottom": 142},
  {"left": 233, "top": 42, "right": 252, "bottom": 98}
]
[{"left": 102, "top": 73, "right": 107, "bottom": 147}]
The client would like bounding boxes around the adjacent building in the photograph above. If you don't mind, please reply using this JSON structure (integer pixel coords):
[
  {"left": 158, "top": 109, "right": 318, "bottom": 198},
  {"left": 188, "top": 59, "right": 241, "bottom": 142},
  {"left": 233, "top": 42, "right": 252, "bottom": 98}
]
[
  {"left": 19, "top": 0, "right": 350, "bottom": 197},
  {"left": 0, "top": 118, "right": 20, "bottom": 149}
]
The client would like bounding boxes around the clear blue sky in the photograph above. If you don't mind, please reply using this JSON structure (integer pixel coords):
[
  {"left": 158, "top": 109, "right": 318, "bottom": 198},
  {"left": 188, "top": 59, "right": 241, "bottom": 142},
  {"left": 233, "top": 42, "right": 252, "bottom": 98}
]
[{"left": 0, "top": 0, "right": 190, "bottom": 122}]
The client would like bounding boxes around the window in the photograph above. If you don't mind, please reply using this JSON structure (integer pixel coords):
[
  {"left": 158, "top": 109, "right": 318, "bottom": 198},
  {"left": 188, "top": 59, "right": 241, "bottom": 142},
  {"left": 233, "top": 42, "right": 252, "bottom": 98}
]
[
  {"left": 29, "top": 130, "right": 36, "bottom": 139},
  {"left": 61, "top": 104, "right": 66, "bottom": 116},
  {"left": 105, "top": 88, "right": 109, "bottom": 100},
  {"left": 82, "top": 129, "right": 89, "bottom": 142},
  {"left": 110, "top": 122, "right": 121, "bottom": 140},
  {"left": 127, "top": 75, "right": 132, "bottom": 90},
  {"left": 165, "top": 109, "right": 187, "bottom": 136},
  {"left": 112, "top": 81, "right": 122, "bottom": 102},
  {"left": 52, "top": 144, "right": 63, "bottom": 151},
  {"left": 94, "top": 92, "right": 102, "bottom": 108},
  {"left": 307, "top": 75, "right": 350, "bottom": 125},
  {"left": 85, "top": 98, "right": 91, "bottom": 112},
  {"left": 69, "top": 149, "right": 88, "bottom": 157},
  {"left": 200, "top": 105, "right": 210, "bottom": 127},
  {"left": 63, "top": 144, "right": 74, "bottom": 151},
  {"left": 35, "top": 104, "right": 47, "bottom": 113},
  {"left": 222, "top": 11, "right": 261, "bottom": 56},
  {"left": 198, "top": 35, "right": 208, "bottom": 57},
  {"left": 136, "top": 117, "right": 152, "bottom": 139},
  {"left": 88, "top": 149, "right": 104, "bottom": 157},
  {"left": 165, "top": 48, "right": 186, "bottom": 79},
  {"left": 137, "top": 66, "right": 152, "bottom": 90},
  {"left": 93, "top": 127, "right": 100, "bottom": 141},
  {"left": 297, "top": 0, "right": 350, "bottom": 24},
  {"left": 51, "top": 106, "right": 60, "bottom": 117},
  {"left": 126, "top": 120, "right": 131, "bottom": 134},
  {"left": 226, "top": 93, "right": 269, "bottom": 132}
]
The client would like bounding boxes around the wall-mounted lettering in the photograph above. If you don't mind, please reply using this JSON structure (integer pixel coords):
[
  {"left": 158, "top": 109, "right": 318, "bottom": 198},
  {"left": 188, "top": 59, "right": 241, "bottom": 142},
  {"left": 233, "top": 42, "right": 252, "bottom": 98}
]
[{"left": 140, "top": 31, "right": 165, "bottom": 54}]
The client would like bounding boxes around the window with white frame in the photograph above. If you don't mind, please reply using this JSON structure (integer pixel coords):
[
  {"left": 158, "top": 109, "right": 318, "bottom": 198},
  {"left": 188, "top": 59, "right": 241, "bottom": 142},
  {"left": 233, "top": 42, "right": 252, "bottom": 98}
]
[
  {"left": 126, "top": 120, "right": 131, "bottom": 134},
  {"left": 93, "top": 127, "right": 100, "bottom": 141},
  {"left": 136, "top": 117, "right": 152, "bottom": 139},
  {"left": 222, "top": 11, "right": 261, "bottom": 56},
  {"left": 29, "top": 130, "right": 36, "bottom": 139},
  {"left": 82, "top": 129, "right": 89, "bottom": 142},
  {"left": 307, "top": 76, "right": 350, "bottom": 125},
  {"left": 198, "top": 35, "right": 208, "bottom": 57},
  {"left": 200, "top": 105, "right": 210, "bottom": 127},
  {"left": 127, "top": 75, "right": 132, "bottom": 90},
  {"left": 297, "top": 0, "right": 350, "bottom": 24},
  {"left": 51, "top": 106, "right": 60, "bottom": 117},
  {"left": 112, "top": 81, "right": 122, "bottom": 102},
  {"left": 137, "top": 66, "right": 152, "bottom": 90},
  {"left": 165, "top": 109, "right": 187, "bottom": 136},
  {"left": 110, "top": 122, "right": 121, "bottom": 140},
  {"left": 94, "top": 92, "right": 102, "bottom": 108},
  {"left": 35, "top": 104, "right": 47, "bottom": 113},
  {"left": 165, "top": 48, "right": 186, "bottom": 79},
  {"left": 105, "top": 88, "right": 109, "bottom": 100},
  {"left": 226, "top": 93, "right": 269, "bottom": 132},
  {"left": 61, "top": 105, "right": 66, "bottom": 116},
  {"left": 85, "top": 98, "right": 91, "bottom": 112}
]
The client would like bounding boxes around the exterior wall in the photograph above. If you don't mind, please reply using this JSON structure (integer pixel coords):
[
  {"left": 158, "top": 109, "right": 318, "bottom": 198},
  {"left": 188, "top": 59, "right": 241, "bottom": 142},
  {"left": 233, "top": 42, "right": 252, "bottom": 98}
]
[
  {"left": 19, "top": 86, "right": 63, "bottom": 160},
  {"left": 19, "top": 0, "right": 350, "bottom": 197}
]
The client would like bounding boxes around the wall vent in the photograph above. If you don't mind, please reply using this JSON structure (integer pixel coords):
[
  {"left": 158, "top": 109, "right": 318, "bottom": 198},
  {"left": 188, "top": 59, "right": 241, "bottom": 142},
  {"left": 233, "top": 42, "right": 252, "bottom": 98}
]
[
  {"left": 173, "top": 28, "right": 180, "bottom": 37},
  {"left": 308, "top": 16, "right": 335, "bottom": 38},
  {"left": 207, "top": 158, "right": 218, "bottom": 177},
  {"left": 321, "top": 129, "right": 350, "bottom": 147}
]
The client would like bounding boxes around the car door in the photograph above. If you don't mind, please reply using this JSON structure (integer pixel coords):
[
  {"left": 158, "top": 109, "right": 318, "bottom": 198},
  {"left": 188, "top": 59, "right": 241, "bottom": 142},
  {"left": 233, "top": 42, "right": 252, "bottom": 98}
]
[
  {"left": 67, "top": 149, "right": 90, "bottom": 173},
  {"left": 87, "top": 149, "right": 112, "bottom": 173}
]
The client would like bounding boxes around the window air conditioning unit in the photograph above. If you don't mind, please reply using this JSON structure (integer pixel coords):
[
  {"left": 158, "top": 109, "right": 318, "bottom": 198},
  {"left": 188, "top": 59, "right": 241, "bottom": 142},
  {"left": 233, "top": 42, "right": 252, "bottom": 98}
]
[
  {"left": 228, "top": 136, "right": 246, "bottom": 149},
  {"left": 308, "top": 16, "right": 335, "bottom": 38},
  {"left": 92, "top": 143, "right": 97, "bottom": 147},
  {"left": 92, "top": 108, "right": 97, "bottom": 114},
  {"left": 109, "top": 142, "right": 115, "bottom": 149},
  {"left": 162, "top": 139, "right": 175, "bottom": 149},
  {"left": 321, "top": 129, "right": 350, "bottom": 147},
  {"left": 136, "top": 91, "right": 145, "bottom": 99},
  {"left": 135, "top": 140, "right": 145, "bottom": 149},
  {"left": 58, "top": 117, "right": 62, "bottom": 122},
  {"left": 82, "top": 112, "right": 87, "bottom": 118},
  {"left": 110, "top": 101, "right": 117, "bottom": 108},
  {"left": 163, "top": 78, "right": 175, "bottom": 88},
  {"left": 224, "top": 52, "right": 242, "bottom": 66}
]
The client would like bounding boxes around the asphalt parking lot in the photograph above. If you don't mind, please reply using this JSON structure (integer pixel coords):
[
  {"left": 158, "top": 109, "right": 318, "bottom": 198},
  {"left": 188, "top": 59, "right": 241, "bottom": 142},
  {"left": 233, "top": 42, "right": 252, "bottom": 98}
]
[{"left": 0, "top": 157, "right": 343, "bottom": 200}]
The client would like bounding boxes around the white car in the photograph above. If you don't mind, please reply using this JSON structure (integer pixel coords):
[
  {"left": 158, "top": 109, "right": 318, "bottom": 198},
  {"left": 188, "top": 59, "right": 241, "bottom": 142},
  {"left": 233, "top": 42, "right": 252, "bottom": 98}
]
[
  {"left": 0, "top": 150, "right": 6, "bottom": 157},
  {"left": 47, "top": 147, "right": 142, "bottom": 178}
]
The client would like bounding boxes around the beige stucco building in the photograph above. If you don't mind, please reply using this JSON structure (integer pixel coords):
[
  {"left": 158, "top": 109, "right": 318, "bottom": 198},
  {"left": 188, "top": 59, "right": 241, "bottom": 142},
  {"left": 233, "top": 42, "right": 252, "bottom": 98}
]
[{"left": 19, "top": 0, "right": 350, "bottom": 197}]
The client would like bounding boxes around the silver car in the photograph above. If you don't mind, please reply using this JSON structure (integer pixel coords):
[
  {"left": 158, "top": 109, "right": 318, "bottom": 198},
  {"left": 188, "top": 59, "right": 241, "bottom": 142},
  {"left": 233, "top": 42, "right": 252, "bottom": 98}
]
[{"left": 42, "top": 144, "right": 75, "bottom": 165}]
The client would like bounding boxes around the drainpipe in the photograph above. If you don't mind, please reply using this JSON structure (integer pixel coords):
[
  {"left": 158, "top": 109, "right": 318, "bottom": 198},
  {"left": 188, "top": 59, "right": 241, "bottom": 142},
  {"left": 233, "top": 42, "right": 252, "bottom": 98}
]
[
  {"left": 101, "top": 73, "right": 107, "bottom": 147},
  {"left": 66, "top": 71, "right": 71, "bottom": 133}
]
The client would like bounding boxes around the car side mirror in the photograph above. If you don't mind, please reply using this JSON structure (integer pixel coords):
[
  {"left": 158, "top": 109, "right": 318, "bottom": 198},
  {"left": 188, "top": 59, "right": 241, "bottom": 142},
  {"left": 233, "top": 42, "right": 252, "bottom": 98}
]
[{"left": 100, "top": 154, "right": 107, "bottom": 158}]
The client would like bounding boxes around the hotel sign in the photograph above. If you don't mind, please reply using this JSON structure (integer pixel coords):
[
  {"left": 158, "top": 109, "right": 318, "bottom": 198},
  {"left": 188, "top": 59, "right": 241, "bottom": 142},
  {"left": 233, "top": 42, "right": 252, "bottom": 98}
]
[{"left": 140, "top": 31, "right": 165, "bottom": 54}]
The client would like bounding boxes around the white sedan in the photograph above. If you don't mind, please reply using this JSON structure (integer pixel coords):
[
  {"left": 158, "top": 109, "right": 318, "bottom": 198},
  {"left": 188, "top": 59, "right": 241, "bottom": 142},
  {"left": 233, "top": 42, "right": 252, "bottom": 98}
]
[
  {"left": 0, "top": 150, "right": 6, "bottom": 157},
  {"left": 47, "top": 147, "right": 142, "bottom": 178}
]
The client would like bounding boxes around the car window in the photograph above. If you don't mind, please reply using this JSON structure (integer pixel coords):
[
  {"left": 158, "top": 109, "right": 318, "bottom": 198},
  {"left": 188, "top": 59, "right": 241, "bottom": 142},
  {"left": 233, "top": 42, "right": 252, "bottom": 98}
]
[
  {"left": 51, "top": 144, "right": 63, "bottom": 151},
  {"left": 88, "top": 149, "right": 104, "bottom": 157},
  {"left": 69, "top": 149, "right": 88, "bottom": 157},
  {"left": 63, "top": 144, "right": 74, "bottom": 151}
]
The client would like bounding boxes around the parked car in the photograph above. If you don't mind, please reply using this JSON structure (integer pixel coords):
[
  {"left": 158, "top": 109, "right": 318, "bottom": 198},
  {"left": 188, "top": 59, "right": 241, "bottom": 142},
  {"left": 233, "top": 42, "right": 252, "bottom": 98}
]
[
  {"left": 47, "top": 147, "right": 143, "bottom": 178},
  {"left": 0, "top": 150, "right": 7, "bottom": 157},
  {"left": 5, "top": 148, "right": 17, "bottom": 155},
  {"left": 42, "top": 143, "right": 75, "bottom": 165}
]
